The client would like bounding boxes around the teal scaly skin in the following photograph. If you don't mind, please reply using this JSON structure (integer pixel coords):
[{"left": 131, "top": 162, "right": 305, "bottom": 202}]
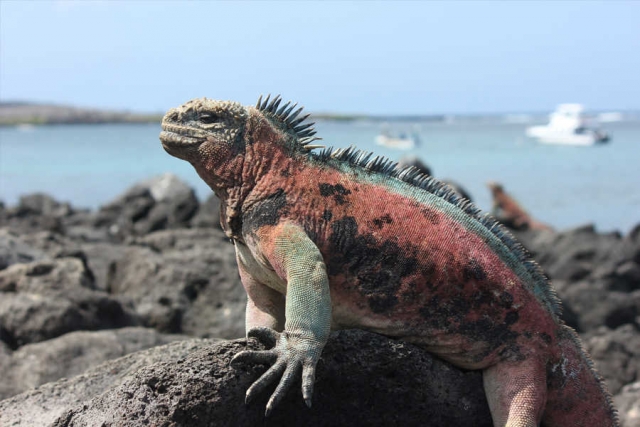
[{"left": 160, "top": 95, "right": 618, "bottom": 426}]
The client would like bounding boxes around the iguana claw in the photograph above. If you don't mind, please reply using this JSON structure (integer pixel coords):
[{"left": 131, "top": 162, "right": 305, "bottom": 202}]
[
  {"left": 231, "top": 327, "right": 321, "bottom": 416},
  {"left": 247, "top": 326, "right": 279, "bottom": 347}
]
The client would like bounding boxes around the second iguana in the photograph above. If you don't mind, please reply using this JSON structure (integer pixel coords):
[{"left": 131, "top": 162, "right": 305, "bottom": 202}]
[{"left": 159, "top": 95, "right": 618, "bottom": 426}]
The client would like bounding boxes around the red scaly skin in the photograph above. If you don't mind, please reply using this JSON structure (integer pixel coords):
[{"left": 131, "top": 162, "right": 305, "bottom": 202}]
[{"left": 160, "top": 97, "right": 618, "bottom": 426}]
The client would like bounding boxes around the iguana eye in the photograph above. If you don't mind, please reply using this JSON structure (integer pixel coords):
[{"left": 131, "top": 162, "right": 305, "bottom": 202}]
[{"left": 200, "top": 113, "right": 222, "bottom": 124}]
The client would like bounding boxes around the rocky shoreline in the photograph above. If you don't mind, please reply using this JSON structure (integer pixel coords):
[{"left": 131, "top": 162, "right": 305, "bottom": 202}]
[
  {"left": 0, "top": 102, "right": 163, "bottom": 126},
  {"left": 1, "top": 174, "right": 639, "bottom": 426},
  {"left": 0, "top": 101, "right": 479, "bottom": 127}
]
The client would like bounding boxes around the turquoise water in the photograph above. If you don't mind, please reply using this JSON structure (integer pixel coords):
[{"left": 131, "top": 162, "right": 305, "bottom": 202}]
[{"left": 1, "top": 120, "right": 639, "bottom": 233}]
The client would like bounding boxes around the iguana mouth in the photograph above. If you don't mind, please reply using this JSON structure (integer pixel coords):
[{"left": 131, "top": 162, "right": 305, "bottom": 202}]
[{"left": 160, "top": 123, "right": 207, "bottom": 148}]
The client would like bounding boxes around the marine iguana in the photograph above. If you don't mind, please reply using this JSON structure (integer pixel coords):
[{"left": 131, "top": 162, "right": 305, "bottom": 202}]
[
  {"left": 488, "top": 181, "right": 553, "bottom": 232},
  {"left": 159, "top": 95, "right": 618, "bottom": 426}
]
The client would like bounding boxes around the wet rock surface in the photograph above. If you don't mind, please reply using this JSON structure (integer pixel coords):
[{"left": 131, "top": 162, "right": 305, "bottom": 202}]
[{"left": 0, "top": 175, "right": 638, "bottom": 425}]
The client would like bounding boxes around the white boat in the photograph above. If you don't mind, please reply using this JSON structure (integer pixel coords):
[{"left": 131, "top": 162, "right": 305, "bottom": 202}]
[
  {"left": 526, "top": 104, "right": 609, "bottom": 146},
  {"left": 375, "top": 125, "right": 420, "bottom": 150},
  {"left": 375, "top": 134, "right": 416, "bottom": 150},
  {"left": 16, "top": 123, "right": 36, "bottom": 132}
]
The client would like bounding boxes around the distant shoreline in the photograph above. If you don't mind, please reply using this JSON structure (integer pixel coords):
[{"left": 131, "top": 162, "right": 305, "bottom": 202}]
[
  {"left": 2, "top": 101, "right": 636, "bottom": 127},
  {"left": 0, "top": 102, "right": 164, "bottom": 127},
  {"left": 0, "top": 101, "right": 450, "bottom": 127}
]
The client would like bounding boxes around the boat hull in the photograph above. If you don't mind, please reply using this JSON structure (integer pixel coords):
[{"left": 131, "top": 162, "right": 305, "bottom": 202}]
[{"left": 526, "top": 126, "right": 609, "bottom": 146}]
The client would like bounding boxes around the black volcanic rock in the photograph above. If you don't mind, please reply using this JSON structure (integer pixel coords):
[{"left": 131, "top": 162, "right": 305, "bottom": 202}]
[
  {"left": 108, "top": 228, "right": 245, "bottom": 338},
  {"left": 516, "top": 225, "right": 622, "bottom": 282},
  {"left": 0, "top": 339, "right": 208, "bottom": 426},
  {"left": 0, "top": 327, "right": 186, "bottom": 400},
  {"left": 0, "top": 229, "right": 48, "bottom": 270},
  {"left": 614, "top": 381, "right": 640, "bottom": 427},
  {"left": 0, "top": 193, "right": 73, "bottom": 235},
  {"left": 190, "top": 193, "right": 221, "bottom": 229},
  {"left": 15, "top": 193, "right": 73, "bottom": 218},
  {"left": 584, "top": 324, "right": 640, "bottom": 396},
  {"left": 513, "top": 225, "right": 640, "bottom": 334},
  {"left": 95, "top": 174, "right": 199, "bottom": 239},
  {"left": 554, "top": 281, "right": 640, "bottom": 332},
  {"left": 1, "top": 331, "right": 493, "bottom": 427},
  {"left": 0, "top": 257, "right": 138, "bottom": 348}
]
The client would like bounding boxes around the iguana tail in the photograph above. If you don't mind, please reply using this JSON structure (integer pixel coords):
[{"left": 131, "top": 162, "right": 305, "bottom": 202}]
[{"left": 543, "top": 325, "right": 618, "bottom": 426}]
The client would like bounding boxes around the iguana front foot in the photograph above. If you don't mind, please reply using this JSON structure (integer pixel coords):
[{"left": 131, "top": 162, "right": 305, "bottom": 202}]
[{"left": 232, "top": 327, "right": 323, "bottom": 416}]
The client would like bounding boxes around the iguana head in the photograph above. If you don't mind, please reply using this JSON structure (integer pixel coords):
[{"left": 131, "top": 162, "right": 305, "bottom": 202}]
[
  {"left": 160, "top": 97, "right": 249, "bottom": 194},
  {"left": 160, "top": 98, "right": 247, "bottom": 162},
  {"left": 160, "top": 95, "right": 322, "bottom": 196}
]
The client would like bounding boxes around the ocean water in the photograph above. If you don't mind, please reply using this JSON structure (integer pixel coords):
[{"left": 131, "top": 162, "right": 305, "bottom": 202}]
[{"left": 1, "top": 119, "right": 638, "bottom": 233}]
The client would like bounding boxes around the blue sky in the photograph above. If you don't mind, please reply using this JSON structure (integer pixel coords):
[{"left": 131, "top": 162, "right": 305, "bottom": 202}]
[{"left": 1, "top": 1, "right": 638, "bottom": 114}]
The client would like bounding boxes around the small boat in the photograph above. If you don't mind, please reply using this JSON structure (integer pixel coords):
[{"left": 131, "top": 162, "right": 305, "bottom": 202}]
[
  {"left": 16, "top": 123, "right": 36, "bottom": 132},
  {"left": 375, "top": 126, "right": 420, "bottom": 150},
  {"left": 526, "top": 104, "right": 610, "bottom": 146}
]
